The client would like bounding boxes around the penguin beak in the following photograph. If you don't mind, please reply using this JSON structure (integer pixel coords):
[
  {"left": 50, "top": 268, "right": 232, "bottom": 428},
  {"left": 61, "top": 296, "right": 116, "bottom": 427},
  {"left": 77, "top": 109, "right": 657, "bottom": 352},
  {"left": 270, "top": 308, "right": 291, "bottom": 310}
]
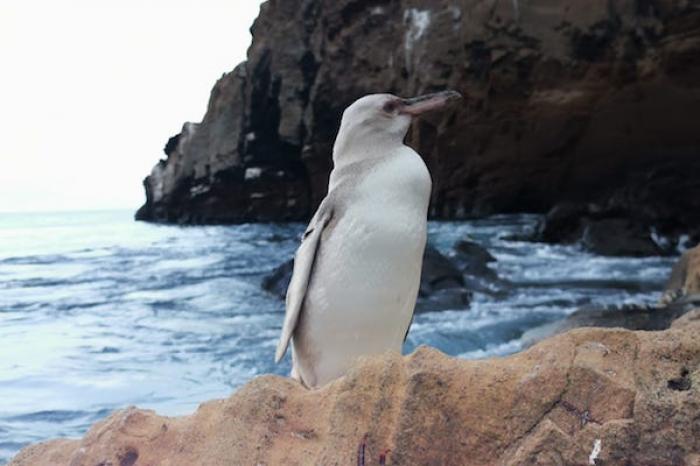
[{"left": 400, "top": 90, "right": 462, "bottom": 116}]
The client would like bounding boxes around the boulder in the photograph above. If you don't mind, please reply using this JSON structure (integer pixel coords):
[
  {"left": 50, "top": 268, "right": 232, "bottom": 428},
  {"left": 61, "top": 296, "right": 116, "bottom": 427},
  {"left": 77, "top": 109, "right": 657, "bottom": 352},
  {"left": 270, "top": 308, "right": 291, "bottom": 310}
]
[
  {"left": 534, "top": 202, "right": 668, "bottom": 256},
  {"left": 418, "top": 244, "right": 467, "bottom": 295},
  {"left": 453, "top": 239, "right": 496, "bottom": 273},
  {"left": 136, "top": 0, "right": 700, "bottom": 237},
  {"left": 535, "top": 202, "right": 592, "bottom": 244},
  {"left": 11, "top": 315, "right": 700, "bottom": 466},
  {"left": 581, "top": 218, "right": 664, "bottom": 257},
  {"left": 451, "top": 238, "right": 511, "bottom": 296}
]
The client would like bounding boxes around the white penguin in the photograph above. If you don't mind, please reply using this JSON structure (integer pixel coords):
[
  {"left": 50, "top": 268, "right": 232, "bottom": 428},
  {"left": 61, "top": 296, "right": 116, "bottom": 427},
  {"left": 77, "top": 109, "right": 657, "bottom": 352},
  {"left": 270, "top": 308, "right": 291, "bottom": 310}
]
[{"left": 275, "top": 91, "right": 461, "bottom": 388}]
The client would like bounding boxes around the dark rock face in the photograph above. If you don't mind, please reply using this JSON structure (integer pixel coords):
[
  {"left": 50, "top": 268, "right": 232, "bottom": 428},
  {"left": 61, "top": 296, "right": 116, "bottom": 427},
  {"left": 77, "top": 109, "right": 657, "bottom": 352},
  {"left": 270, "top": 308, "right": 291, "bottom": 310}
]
[{"left": 137, "top": 0, "right": 700, "bottom": 231}]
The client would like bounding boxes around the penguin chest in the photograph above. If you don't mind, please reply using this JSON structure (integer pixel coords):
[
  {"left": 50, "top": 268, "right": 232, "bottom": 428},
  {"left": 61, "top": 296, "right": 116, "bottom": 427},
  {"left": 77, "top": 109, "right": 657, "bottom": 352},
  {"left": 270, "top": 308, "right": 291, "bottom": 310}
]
[
  {"left": 303, "top": 217, "right": 424, "bottom": 359},
  {"left": 305, "top": 153, "right": 430, "bottom": 340}
]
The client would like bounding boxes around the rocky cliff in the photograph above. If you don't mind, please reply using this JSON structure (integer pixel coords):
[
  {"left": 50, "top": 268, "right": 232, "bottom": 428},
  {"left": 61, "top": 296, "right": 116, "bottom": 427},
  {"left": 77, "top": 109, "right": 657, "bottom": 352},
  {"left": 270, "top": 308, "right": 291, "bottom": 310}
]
[
  {"left": 10, "top": 311, "right": 700, "bottom": 466},
  {"left": 136, "top": 0, "right": 700, "bottom": 235}
]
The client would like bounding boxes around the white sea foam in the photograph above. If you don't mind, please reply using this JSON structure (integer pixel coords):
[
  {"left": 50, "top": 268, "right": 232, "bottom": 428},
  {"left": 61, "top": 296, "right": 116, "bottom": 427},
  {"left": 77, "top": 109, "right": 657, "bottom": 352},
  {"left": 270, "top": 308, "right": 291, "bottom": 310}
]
[{"left": 244, "top": 167, "right": 263, "bottom": 180}]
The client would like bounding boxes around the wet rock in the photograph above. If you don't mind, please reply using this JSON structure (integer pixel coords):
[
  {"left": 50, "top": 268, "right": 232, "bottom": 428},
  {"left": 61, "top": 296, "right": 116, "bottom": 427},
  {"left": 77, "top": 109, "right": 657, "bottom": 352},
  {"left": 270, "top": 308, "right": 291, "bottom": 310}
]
[
  {"left": 535, "top": 202, "right": 592, "bottom": 244},
  {"left": 522, "top": 301, "right": 700, "bottom": 347},
  {"left": 414, "top": 287, "right": 472, "bottom": 313},
  {"left": 453, "top": 239, "right": 496, "bottom": 272},
  {"left": 419, "top": 245, "right": 465, "bottom": 294},
  {"left": 261, "top": 259, "right": 294, "bottom": 299},
  {"left": 136, "top": 0, "right": 700, "bottom": 238},
  {"left": 262, "top": 244, "right": 471, "bottom": 312},
  {"left": 12, "top": 315, "right": 700, "bottom": 466},
  {"left": 450, "top": 239, "right": 510, "bottom": 296},
  {"left": 581, "top": 218, "right": 664, "bottom": 257},
  {"left": 535, "top": 202, "right": 667, "bottom": 256}
]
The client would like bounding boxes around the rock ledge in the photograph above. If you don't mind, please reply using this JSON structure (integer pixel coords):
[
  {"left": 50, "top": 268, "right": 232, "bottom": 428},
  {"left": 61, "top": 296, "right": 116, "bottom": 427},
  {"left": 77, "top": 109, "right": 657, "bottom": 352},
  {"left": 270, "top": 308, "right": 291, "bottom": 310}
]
[{"left": 11, "top": 314, "right": 700, "bottom": 466}]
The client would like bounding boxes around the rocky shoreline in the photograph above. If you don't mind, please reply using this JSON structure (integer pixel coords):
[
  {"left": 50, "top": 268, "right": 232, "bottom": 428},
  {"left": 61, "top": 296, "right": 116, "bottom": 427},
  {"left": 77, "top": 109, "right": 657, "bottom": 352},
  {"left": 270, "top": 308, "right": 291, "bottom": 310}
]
[
  {"left": 10, "top": 246, "right": 700, "bottom": 465},
  {"left": 136, "top": 0, "right": 700, "bottom": 247},
  {"left": 11, "top": 315, "right": 700, "bottom": 465}
]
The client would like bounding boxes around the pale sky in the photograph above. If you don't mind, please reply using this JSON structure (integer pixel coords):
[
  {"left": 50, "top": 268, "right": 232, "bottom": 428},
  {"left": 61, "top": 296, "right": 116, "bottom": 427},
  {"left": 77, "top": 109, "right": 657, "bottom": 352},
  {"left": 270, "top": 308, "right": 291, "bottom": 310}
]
[{"left": 0, "top": 0, "right": 264, "bottom": 213}]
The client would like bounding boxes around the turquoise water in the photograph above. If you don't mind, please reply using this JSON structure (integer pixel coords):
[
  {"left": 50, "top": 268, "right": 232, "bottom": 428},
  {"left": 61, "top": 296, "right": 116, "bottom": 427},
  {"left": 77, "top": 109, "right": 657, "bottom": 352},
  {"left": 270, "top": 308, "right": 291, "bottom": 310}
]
[{"left": 0, "top": 210, "right": 675, "bottom": 463}]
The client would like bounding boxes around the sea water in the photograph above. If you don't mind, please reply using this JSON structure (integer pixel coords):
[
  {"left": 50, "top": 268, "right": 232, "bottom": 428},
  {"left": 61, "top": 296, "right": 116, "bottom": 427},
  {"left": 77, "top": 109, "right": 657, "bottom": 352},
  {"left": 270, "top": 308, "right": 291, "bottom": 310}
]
[{"left": 0, "top": 210, "right": 675, "bottom": 463}]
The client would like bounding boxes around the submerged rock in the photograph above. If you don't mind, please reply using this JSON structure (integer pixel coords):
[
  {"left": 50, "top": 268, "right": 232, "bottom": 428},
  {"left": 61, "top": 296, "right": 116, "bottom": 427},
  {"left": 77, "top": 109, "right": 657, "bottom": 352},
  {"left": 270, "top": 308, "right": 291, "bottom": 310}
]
[
  {"left": 11, "top": 315, "right": 700, "bottom": 466},
  {"left": 136, "top": 0, "right": 700, "bottom": 236}
]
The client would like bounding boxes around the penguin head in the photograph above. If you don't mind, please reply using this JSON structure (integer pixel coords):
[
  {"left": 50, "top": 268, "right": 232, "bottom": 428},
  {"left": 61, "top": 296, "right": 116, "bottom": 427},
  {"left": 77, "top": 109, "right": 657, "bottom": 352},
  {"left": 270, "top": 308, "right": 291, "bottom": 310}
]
[{"left": 333, "top": 91, "right": 461, "bottom": 162}]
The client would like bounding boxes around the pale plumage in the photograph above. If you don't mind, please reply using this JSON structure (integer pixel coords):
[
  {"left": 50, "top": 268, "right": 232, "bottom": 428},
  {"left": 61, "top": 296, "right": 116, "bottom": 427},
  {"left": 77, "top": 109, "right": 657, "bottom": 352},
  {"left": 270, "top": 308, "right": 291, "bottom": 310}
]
[{"left": 275, "top": 91, "right": 461, "bottom": 388}]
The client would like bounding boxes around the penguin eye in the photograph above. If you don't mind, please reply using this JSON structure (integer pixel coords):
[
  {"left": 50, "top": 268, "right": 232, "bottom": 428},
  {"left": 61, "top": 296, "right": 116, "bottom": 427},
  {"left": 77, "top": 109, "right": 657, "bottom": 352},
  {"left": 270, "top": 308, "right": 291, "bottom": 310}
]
[{"left": 382, "top": 100, "right": 400, "bottom": 114}]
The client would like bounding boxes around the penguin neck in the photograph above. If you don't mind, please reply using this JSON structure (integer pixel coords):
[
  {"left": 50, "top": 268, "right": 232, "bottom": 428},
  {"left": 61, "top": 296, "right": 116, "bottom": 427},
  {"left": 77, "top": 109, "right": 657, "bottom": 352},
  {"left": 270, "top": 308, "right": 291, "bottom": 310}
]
[{"left": 332, "top": 129, "right": 405, "bottom": 168}]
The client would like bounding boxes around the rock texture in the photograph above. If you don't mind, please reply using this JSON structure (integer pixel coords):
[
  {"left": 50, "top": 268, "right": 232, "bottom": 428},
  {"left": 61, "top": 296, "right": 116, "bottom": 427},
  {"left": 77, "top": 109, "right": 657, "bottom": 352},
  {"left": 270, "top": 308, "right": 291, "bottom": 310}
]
[
  {"left": 11, "top": 313, "right": 700, "bottom": 466},
  {"left": 665, "top": 244, "right": 700, "bottom": 299},
  {"left": 136, "top": 0, "right": 700, "bottom": 237}
]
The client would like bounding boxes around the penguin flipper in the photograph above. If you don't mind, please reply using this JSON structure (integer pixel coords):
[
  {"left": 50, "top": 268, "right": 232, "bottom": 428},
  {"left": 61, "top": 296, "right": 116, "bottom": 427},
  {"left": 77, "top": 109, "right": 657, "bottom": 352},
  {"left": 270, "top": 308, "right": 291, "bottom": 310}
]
[{"left": 274, "top": 206, "right": 333, "bottom": 363}]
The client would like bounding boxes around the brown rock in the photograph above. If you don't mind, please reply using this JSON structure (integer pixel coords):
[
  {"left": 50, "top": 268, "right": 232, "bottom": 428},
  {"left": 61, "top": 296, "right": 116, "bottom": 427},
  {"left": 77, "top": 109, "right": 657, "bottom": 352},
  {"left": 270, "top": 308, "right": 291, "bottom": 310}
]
[
  {"left": 663, "top": 244, "right": 700, "bottom": 303},
  {"left": 11, "top": 318, "right": 700, "bottom": 466},
  {"left": 672, "top": 308, "right": 700, "bottom": 329},
  {"left": 135, "top": 0, "right": 700, "bottom": 237},
  {"left": 684, "top": 246, "right": 700, "bottom": 296}
]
